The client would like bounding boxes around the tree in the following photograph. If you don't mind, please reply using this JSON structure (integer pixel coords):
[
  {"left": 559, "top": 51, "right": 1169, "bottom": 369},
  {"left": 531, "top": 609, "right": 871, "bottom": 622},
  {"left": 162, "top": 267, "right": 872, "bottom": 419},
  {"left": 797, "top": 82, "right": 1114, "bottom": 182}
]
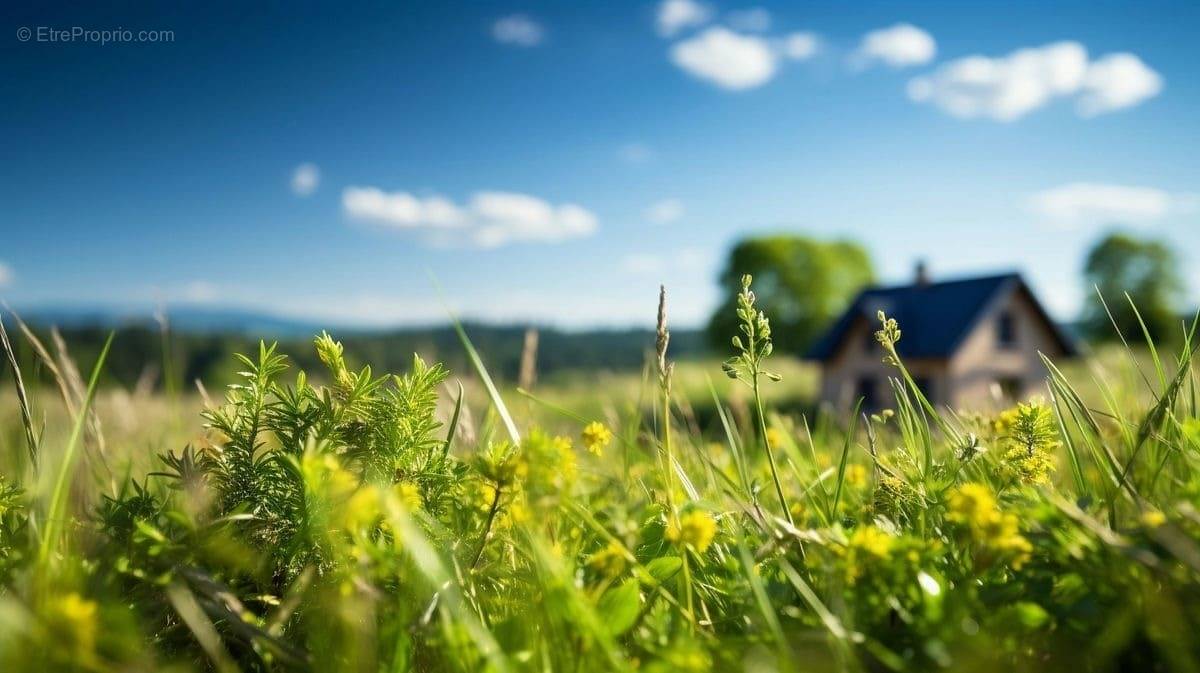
[
  {"left": 1081, "top": 232, "right": 1184, "bottom": 344},
  {"left": 707, "top": 235, "right": 874, "bottom": 355}
]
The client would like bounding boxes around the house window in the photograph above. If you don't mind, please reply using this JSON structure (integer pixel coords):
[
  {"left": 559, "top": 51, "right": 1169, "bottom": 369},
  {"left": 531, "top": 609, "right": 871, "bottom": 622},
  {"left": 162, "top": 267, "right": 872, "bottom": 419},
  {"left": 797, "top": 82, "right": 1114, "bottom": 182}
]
[
  {"left": 997, "top": 311, "right": 1016, "bottom": 348},
  {"left": 856, "top": 376, "right": 877, "bottom": 409},
  {"left": 998, "top": 377, "right": 1022, "bottom": 400}
]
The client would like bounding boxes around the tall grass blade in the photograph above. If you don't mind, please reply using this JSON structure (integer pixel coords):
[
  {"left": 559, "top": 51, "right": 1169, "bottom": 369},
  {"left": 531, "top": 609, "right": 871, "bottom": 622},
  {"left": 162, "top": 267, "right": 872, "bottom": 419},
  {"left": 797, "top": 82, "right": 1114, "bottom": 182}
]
[
  {"left": 451, "top": 319, "right": 520, "bottom": 444},
  {"left": 38, "top": 330, "right": 113, "bottom": 566},
  {"left": 0, "top": 316, "right": 38, "bottom": 468}
]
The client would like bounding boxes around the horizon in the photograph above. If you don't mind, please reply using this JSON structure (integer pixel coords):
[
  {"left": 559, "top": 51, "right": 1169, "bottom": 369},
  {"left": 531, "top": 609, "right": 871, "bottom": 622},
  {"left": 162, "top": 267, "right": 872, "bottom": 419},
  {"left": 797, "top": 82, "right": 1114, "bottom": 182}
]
[{"left": 3, "top": 0, "right": 1199, "bottom": 329}]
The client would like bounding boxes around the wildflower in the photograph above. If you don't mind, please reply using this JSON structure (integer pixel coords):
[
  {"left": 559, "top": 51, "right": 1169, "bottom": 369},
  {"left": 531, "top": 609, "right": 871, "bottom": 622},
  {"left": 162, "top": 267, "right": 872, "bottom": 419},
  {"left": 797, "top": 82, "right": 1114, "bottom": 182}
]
[
  {"left": 314, "top": 331, "right": 353, "bottom": 389},
  {"left": 788, "top": 500, "right": 807, "bottom": 522},
  {"left": 552, "top": 434, "right": 578, "bottom": 485},
  {"left": 581, "top": 421, "right": 613, "bottom": 456},
  {"left": 44, "top": 592, "right": 99, "bottom": 660},
  {"left": 395, "top": 482, "right": 422, "bottom": 510},
  {"left": 874, "top": 311, "right": 902, "bottom": 364},
  {"left": 844, "top": 463, "right": 868, "bottom": 488},
  {"left": 870, "top": 409, "right": 895, "bottom": 424},
  {"left": 765, "top": 427, "right": 784, "bottom": 449},
  {"left": 873, "top": 474, "right": 914, "bottom": 518},
  {"left": 666, "top": 510, "right": 717, "bottom": 554},
  {"left": 981, "top": 512, "right": 1033, "bottom": 568},
  {"left": 516, "top": 430, "right": 577, "bottom": 495},
  {"left": 946, "top": 483, "right": 998, "bottom": 529},
  {"left": 957, "top": 433, "right": 988, "bottom": 462},
  {"left": 1141, "top": 510, "right": 1167, "bottom": 528},
  {"left": 588, "top": 540, "right": 628, "bottom": 577},
  {"left": 946, "top": 482, "right": 1033, "bottom": 569},
  {"left": 508, "top": 499, "right": 531, "bottom": 524},
  {"left": 996, "top": 401, "right": 1058, "bottom": 485},
  {"left": 849, "top": 525, "right": 894, "bottom": 560},
  {"left": 478, "top": 482, "right": 499, "bottom": 511}
]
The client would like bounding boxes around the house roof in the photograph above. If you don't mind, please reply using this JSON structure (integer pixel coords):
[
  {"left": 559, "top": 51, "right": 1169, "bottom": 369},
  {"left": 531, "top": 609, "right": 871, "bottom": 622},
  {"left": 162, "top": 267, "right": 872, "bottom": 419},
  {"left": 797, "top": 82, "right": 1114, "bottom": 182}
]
[{"left": 805, "top": 272, "right": 1079, "bottom": 361}]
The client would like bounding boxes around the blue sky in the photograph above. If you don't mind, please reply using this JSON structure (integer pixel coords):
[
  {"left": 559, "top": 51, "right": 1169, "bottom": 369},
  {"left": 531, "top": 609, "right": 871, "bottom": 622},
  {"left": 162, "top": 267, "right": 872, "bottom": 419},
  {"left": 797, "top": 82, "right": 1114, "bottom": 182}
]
[{"left": 2, "top": 0, "right": 1198, "bottom": 328}]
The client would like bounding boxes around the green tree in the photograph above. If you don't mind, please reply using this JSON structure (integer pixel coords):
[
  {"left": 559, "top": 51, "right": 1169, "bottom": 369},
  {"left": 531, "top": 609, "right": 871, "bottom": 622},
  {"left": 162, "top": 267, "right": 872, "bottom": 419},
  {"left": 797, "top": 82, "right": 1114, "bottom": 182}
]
[
  {"left": 1082, "top": 231, "right": 1184, "bottom": 343},
  {"left": 707, "top": 235, "right": 874, "bottom": 355}
]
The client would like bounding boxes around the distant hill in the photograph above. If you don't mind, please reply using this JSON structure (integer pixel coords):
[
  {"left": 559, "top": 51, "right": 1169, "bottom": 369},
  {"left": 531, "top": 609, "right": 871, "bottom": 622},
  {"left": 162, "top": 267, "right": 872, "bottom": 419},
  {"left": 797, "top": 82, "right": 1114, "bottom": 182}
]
[
  {"left": 16, "top": 304, "right": 333, "bottom": 338},
  {"left": 5, "top": 305, "right": 708, "bottom": 389}
]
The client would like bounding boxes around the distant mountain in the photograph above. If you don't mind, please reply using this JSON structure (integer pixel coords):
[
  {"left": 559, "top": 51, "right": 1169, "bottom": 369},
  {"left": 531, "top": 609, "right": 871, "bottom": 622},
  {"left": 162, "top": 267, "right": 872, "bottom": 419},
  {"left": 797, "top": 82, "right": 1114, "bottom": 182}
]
[
  {"left": 5, "top": 303, "right": 708, "bottom": 388},
  {"left": 14, "top": 304, "right": 343, "bottom": 337}
]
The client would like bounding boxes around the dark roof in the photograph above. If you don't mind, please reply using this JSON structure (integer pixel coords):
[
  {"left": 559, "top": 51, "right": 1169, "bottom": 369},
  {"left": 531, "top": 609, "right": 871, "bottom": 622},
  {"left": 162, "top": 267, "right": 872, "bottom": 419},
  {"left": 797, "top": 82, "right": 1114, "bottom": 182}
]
[{"left": 806, "top": 272, "right": 1078, "bottom": 361}]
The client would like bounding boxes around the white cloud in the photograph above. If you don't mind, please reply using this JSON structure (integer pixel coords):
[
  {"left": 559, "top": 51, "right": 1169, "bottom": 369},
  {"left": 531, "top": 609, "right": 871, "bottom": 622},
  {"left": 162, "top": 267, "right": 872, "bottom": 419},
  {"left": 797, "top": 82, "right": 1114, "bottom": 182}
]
[
  {"left": 1027, "top": 182, "right": 1195, "bottom": 228},
  {"left": 644, "top": 198, "right": 685, "bottom": 224},
  {"left": 781, "top": 31, "right": 819, "bottom": 61},
  {"left": 907, "top": 42, "right": 1162, "bottom": 121},
  {"left": 854, "top": 23, "right": 936, "bottom": 68},
  {"left": 492, "top": 15, "right": 544, "bottom": 47},
  {"left": 618, "top": 142, "right": 655, "bottom": 164},
  {"left": 291, "top": 163, "right": 319, "bottom": 196},
  {"left": 657, "top": 0, "right": 711, "bottom": 37},
  {"left": 343, "top": 187, "right": 597, "bottom": 248},
  {"left": 726, "top": 7, "right": 771, "bottom": 33},
  {"left": 0, "top": 262, "right": 12, "bottom": 287},
  {"left": 181, "top": 281, "right": 218, "bottom": 303},
  {"left": 670, "top": 27, "right": 777, "bottom": 90},
  {"left": 1077, "top": 53, "right": 1163, "bottom": 117}
]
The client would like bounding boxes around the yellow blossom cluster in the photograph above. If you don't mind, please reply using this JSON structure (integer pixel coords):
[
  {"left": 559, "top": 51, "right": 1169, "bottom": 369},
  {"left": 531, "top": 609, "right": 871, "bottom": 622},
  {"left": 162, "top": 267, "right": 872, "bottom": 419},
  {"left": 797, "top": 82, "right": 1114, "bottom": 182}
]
[
  {"left": 519, "top": 430, "right": 578, "bottom": 495},
  {"left": 581, "top": 421, "right": 613, "bottom": 456},
  {"left": 849, "top": 525, "right": 895, "bottom": 560},
  {"left": 946, "top": 483, "right": 1032, "bottom": 569},
  {"left": 43, "top": 592, "right": 99, "bottom": 662},
  {"left": 587, "top": 540, "right": 628, "bottom": 577},
  {"left": 994, "top": 401, "right": 1058, "bottom": 485},
  {"left": 666, "top": 510, "right": 717, "bottom": 554}
]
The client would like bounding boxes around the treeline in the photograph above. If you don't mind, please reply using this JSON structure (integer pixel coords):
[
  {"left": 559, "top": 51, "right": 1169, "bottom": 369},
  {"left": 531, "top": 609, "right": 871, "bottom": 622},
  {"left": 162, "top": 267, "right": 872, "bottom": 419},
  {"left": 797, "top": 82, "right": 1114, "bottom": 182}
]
[{"left": 1, "top": 321, "right": 708, "bottom": 391}]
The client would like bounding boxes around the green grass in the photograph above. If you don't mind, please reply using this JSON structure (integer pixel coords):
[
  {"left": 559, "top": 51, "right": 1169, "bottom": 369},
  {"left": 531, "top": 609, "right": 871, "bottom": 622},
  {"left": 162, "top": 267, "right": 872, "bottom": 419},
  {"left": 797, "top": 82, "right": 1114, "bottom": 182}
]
[{"left": 1, "top": 292, "right": 1199, "bottom": 673}]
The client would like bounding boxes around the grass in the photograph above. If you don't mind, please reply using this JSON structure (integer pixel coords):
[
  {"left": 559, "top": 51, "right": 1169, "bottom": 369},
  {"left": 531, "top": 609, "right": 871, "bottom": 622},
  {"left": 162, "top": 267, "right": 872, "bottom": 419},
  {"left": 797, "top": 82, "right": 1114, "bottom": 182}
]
[{"left": 0, "top": 282, "right": 1199, "bottom": 673}]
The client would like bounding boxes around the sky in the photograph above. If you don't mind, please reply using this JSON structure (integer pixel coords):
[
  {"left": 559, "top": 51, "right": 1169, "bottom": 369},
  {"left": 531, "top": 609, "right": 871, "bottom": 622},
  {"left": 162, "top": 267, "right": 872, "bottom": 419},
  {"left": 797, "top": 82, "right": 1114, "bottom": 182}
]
[{"left": 2, "top": 0, "right": 1198, "bottom": 329}]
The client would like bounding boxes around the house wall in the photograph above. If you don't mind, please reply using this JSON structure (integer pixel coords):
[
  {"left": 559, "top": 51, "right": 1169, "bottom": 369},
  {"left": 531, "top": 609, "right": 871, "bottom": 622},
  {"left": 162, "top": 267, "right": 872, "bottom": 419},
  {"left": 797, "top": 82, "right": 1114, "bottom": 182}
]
[
  {"left": 819, "top": 318, "right": 948, "bottom": 411},
  {"left": 946, "top": 288, "right": 1066, "bottom": 409}
]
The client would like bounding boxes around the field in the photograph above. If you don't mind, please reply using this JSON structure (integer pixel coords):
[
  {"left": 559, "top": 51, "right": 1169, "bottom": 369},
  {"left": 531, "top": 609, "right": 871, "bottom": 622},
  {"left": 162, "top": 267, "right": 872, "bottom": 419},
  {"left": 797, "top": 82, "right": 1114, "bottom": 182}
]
[{"left": 1, "top": 281, "right": 1199, "bottom": 673}]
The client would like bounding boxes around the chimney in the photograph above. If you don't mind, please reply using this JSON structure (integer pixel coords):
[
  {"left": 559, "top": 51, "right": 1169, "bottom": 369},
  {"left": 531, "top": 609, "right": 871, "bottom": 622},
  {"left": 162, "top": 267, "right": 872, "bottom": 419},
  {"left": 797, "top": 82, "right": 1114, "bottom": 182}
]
[{"left": 914, "top": 259, "right": 931, "bottom": 286}]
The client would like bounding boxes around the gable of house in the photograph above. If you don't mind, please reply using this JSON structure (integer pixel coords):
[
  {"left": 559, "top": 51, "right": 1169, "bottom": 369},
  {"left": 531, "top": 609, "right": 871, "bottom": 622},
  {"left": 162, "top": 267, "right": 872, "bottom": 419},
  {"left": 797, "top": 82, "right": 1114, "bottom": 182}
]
[{"left": 807, "top": 272, "right": 1077, "bottom": 409}]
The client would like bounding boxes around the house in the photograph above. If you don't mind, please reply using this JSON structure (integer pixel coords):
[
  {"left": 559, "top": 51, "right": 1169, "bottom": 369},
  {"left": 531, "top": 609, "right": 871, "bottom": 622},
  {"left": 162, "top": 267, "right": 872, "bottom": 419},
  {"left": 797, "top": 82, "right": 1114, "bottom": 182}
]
[{"left": 806, "top": 264, "right": 1078, "bottom": 411}]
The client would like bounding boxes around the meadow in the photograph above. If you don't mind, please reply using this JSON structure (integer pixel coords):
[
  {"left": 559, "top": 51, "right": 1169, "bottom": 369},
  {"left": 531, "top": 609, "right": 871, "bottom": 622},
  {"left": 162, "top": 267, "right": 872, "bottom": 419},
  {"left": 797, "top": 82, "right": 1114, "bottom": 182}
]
[{"left": 1, "top": 277, "right": 1199, "bottom": 673}]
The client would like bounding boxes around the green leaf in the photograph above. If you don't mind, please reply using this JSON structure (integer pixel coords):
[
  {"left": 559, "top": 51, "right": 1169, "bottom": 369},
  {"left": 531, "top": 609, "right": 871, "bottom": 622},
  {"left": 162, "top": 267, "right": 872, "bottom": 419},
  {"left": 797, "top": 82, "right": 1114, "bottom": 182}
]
[
  {"left": 642, "top": 556, "right": 683, "bottom": 585},
  {"left": 596, "top": 579, "right": 641, "bottom": 636}
]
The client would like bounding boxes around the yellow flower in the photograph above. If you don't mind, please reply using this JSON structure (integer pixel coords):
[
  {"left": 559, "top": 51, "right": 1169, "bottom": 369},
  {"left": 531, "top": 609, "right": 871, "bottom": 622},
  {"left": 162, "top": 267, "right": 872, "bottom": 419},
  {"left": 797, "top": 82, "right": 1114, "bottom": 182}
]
[
  {"left": 844, "top": 463, "right": 868, "bottom": 488},
  {"left": 666, "top": 510, "right": 717, "bottom": 554},
  {"left": 45, "top": 592, "right": 99, "bottom": 660},
  {"left": 765, "top": 427, "right": 784, "bottom": 449},
  {"left": 509, "top": 496, "right": 531, "bottom": 524},
  {"left": 849, "top": 525, "right": 894, "bottom": 560},
  {"left": 1141, "top": 510, "right": 1167, "bottom": 528},
  {"left": 581, "top": 421, "right": 613, "bottom": 456},
  {"left": 478, "top": 482, "right": 500, "bottom": 511},
  {"left": 587, "top": 540, "right": 628, "bottom": 577},
  {"left": 873, "top": 474, "right": 913, "bottom": 518},
  {"left": 946, "top": 483, "right": 998, "bottom": 529},
  {"left": 788, "top": 500, "right": 807, "bottom": 522},
  {"left": 996, "top": 401, "right": 1058, "bottom": 485},
  {"left": 395, "top": 482, "right": 422, "bottom": 510},
  {"left": 946, "top": 482, "right": 1032, "bottom": 569}
]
